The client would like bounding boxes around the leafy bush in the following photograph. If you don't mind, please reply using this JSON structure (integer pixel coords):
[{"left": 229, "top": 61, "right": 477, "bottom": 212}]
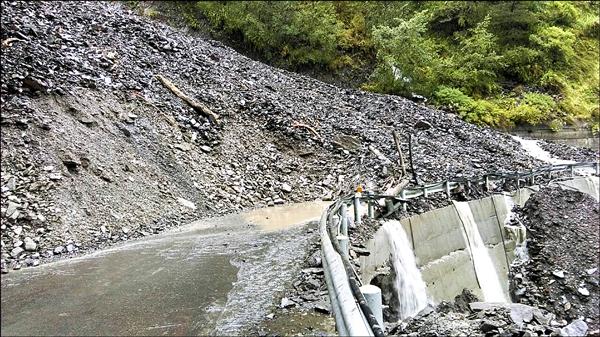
[
  {"left": 509, "top": 93, "right": 557, "bottom": 125},
  {"left": 163, "top": 1, "right": 598, "bottom": 130},
  {"left": 433, "top": 86, "right": 473, "bottom": 114}
]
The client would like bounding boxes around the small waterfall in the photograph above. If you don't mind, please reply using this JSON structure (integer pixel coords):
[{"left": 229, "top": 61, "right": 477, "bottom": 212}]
[
  {"left": 502, "top": 195, "right": 529, "bottom": 261},
  {"left": 453, "top": 201, "right": 508, "bottom": 302},
  {"left": 383, "top": 220, "right": 428, "bottom": 319}
]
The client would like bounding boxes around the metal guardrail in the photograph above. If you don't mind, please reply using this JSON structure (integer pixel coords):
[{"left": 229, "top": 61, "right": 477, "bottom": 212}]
[{"left": 320, "top": 161, "right": 598, "bottom": 336}]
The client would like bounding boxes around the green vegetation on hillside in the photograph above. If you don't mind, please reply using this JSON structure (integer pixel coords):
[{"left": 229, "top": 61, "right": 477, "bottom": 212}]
[{"left": 156, "top": 1, "right": 599, "bottom": 131}]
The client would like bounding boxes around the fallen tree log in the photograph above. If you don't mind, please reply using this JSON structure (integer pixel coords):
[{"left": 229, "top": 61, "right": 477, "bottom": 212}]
[
  {"left": 393, "top": 131, "right": 407, "bottom": 177},
  {"left": 156, "top": 74, "right": 220, "bottom": 126},
  {"left": 368, "top": 145, "right": 392, "bottom": 165},
  {"left": 1, "top": 37, "right": 25, "bottom": 48},
  {"left": 292, "top": 121, "right": 323, "bottom": 142}
]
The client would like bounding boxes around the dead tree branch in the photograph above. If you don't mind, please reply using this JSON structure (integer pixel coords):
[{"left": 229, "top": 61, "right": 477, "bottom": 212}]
[
  {"left": 156, "top": 74, "right": 220, "bottom": 126},
  {"left": 393, "top": 131, "right": 407, "bottom": 177},
  {"left": 292, "top": 121, "right": 323, "bottom": 142}
]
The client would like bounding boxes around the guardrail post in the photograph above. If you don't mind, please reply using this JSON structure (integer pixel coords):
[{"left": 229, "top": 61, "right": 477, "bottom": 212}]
[
  {"left": 337, "top": 235, "right": 349, "bottom": 259},
  {"left": 484, "top": 175, "right": 490, "bottom": 191},
  {"left": 446, "top": 181, "right": 451, "bottom": 199},
  {"left": 423, "top": 186, "right": 428, "bottom": 198},
  {"left": 402, "top": 202, "right": 407, "bottom": 212},
  {"left": 367, "top": 191, "right": 374, "bottom": 219},
  {"left": 340, "top": 203, "right": 348, "bottom": 236},
  {"left": 360, "top": 285, "right": 384, "bottom": 332},
  {"left": 384, "top": 199, "right": 394, "bottom": 215},
  {"left": 354, "top": 192, "right": 362, "bottom": 226},
  {"left": 531, "top": 173, "right": 535, "bottom": 185},
  {"left": 570, "top": 165, "right": 574, "bottom": 177}
]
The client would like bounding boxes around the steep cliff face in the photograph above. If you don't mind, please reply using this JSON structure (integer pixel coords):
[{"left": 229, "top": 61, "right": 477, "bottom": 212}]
[{"left": 0, "top": 1, "right": 594, "bottom": 270}]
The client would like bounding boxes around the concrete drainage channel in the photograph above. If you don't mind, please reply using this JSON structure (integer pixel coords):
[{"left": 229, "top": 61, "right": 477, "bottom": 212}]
[{"left": 320, "top": 162, "right": 599, "bottom": 336}]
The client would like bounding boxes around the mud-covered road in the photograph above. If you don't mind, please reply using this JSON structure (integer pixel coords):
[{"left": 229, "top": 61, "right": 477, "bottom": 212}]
[{"left": 1, "top": 201, "right": 330, "bottom": 336}]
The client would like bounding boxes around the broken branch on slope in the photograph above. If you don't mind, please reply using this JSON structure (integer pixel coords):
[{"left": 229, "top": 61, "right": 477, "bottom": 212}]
[
  {"left": 292, "top": 121, "right": 323, "bottom": 142},
  {"left": 155, "top": 74, "right": 220, "bottom": 126}
]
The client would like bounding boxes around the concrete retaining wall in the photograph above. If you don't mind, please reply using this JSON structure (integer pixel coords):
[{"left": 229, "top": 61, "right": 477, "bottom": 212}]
[{"left": 360, "top": 176, "right": 599, "bottom": 304}]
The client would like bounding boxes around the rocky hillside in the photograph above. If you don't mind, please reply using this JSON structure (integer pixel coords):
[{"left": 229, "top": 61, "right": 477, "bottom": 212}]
[
  {"left": 0, "top": 1, "right": 596, "bottom": 272},
  {"left": 510, "top": 188, "right": 599, "bottom": 332}
]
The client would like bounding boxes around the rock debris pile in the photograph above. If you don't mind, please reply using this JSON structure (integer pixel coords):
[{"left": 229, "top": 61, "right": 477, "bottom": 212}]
[
  {"left": 510, "top": 187, "right": 599, "bottom": 333},
  {"left": 391, "top": 290, "right": 593, "bottom": 337},
  {"left": 1, "top": 0, "right": 597, "bottom": 272}
]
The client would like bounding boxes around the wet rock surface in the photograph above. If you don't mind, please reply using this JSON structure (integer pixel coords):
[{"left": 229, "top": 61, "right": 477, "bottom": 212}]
[
  {"left": 0, "top": 0, "right": 596, "bottom": 274},
  {"left": 249, "top": 235, "right": 334, "bottom": 336},
  {"left": 510, "top": 187, "right": 599, "bottom": 332},
  {"left": 389, "top": 290, "right": 575, "bottom": 337}
]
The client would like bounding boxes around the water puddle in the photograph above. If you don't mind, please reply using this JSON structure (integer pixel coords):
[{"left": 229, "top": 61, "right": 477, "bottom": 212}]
[
  {"left": 244, "top": 200, "right": 329, "bottom": 232},
  {"left": 383, "top": 220, "right": 428, "bottom": 319}
]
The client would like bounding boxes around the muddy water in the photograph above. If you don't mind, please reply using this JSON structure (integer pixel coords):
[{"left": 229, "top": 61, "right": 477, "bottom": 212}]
[
  {"left": 244, "top": 200, "right": 330, "bottom": 231},
  {"left": 1, "top": 201, "right": 330, "bottom": 336}
]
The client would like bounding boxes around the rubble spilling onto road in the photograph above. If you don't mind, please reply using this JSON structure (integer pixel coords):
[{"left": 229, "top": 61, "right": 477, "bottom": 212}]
[{"left": 1, "top": 1, "right": 596, "bottom": 275}]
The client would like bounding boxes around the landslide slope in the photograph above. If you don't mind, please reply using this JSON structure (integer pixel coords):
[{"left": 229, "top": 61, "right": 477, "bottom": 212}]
[{"left": 1, "top": 1, "right": 594, "bottom": 270}]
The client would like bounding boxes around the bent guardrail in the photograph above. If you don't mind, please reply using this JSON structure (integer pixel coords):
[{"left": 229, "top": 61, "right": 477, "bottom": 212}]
[{"left": 320, "top": 161, "right": 598, "bottom": 336}]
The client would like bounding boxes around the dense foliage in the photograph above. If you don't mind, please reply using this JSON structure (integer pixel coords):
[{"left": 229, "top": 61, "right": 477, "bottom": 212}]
[{"left": 155, "top": 1, "right": 599, "bottom": 131}]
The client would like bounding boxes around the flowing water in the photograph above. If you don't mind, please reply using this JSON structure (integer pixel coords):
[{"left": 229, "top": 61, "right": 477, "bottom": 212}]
[
  {"left": 1, "top": 201, "right": 330, "bottom": 336},
  {"left": 453, "top": 201, "right": 508, "bottom": 302},
  {"left": 512, "top": 135, "right": 596, "bottom": 176},
  {"left": 382, "top": 220, "right": 428, "bottom": 319}
]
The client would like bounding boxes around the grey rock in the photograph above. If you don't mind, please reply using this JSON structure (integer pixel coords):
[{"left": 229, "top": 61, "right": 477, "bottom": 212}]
[
  {"left": 280, "top": 297, "right": 295, "bottom": 309},
  {"left": 552, "top": 270, "right": 565, "bottom": 278},
  {"left": 122, "top": 227, "right": 130, "bottom": 234},
  {"left": 200, "top": 145, "right": 212, "bottom": 153},
  {"left": 174, "top": 143, "right": 191, "bottom": 151},
  {"left": 54, "top": 246, "right": 65, "bottom": 254},
  {"left": 6, "top": 202, "right": 19, "bottom": 217},
  {"left": 306, "top": 250, "right": 322, "bottom": 268},
  {"left": 10, "top": 246, "right": 24, "bottom": 258},
  {"left": 559, "top": 319, "right": 587, "bottom": 337},
  {"left": 577, "top": 287, "right": 590, "bottom": 296},
  {"left": 313, "top": 302, "right": 331, "bottom": 314},
  {"left": 480, "top": 319, "right": 503, "bottom": 333},
  {"left": 302, "top": 267, "right": 324, "bottom": 275},
  {"left": 24, "top": 237, "right": 37, "bottom": 251},
  {"left": 281, "top": 183, "right": 292, "bottom": 193},
  {"left": 66, "top": 244, "right": 75, "bottom": 252}
]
